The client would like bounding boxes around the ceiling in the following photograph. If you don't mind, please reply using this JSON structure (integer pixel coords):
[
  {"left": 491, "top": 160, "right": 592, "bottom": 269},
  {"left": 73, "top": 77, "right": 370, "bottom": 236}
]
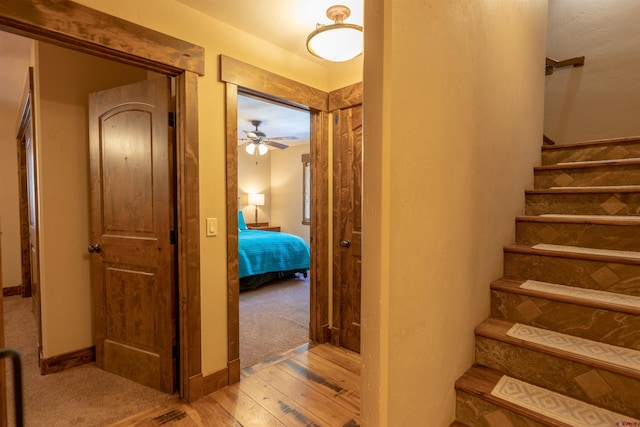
[{"left": 1, "top": 1, "right": 364, "bottom": 146}]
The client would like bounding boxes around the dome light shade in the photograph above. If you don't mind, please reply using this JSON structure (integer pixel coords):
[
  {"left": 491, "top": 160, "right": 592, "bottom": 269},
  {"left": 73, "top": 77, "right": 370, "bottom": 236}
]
[
  {"left": 258, "top": 143, "right": 269, "bottom": 155},
  {"left": 245, "top": 143, "right": 256, "bottom": 155},
  {"left": 307, "top": 5, "right": 363, "bottom": 62}
]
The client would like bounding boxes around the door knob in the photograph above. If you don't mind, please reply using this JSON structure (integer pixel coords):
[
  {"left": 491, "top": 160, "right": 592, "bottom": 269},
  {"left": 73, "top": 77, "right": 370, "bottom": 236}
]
[
  {"left": 88, "top": 244, "right": 102, "bottom": 253},
  {"left": 340, "top": 240, "right": 351, "bottom": 248}
]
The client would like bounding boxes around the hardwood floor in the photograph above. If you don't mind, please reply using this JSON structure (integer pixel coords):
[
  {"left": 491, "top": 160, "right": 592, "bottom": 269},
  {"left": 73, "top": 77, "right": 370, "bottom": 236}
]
[{"left": 110, "top": 343, "right": 361, "bottom": 426}]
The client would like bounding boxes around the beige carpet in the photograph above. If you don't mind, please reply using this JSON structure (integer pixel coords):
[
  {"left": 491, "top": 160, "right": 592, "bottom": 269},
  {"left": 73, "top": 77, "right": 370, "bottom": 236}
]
[
  {"left": 240, "top": 274, "right": 310, "bottom": 369},
  {"left": 3, "top": 296, "right": 173, "bottom": 426}
]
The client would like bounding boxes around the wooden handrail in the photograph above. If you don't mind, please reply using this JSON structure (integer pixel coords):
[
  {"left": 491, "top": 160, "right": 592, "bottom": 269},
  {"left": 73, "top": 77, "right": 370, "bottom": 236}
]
[{"left": 545, "top": 56, "right": 585, "bottom": 75}]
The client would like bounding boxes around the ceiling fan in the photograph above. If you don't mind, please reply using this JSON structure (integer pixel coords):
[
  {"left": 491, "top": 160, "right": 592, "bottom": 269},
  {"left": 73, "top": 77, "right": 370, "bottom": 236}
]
[{"left": 240, "top": 120, "right": 296, "bottom": 155}]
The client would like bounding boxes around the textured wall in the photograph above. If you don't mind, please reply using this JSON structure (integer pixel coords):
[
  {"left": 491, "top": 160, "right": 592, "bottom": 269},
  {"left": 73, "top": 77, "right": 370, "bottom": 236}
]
[{"left": 544, "top": 0, "right": 640, "bottom": 143}]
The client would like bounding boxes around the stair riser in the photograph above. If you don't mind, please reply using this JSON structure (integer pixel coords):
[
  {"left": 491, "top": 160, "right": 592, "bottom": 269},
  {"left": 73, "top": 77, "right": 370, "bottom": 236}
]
[
  {"left": 475, "top": 336, "right": 640, "bottom": 418},
  {"left": 534, "top": 164, "right": 640, "bottom": 189},
  {"left": 516, "top": 220, "right": 640, "bottom": 251},
  {"left": 504, "top": 251, "right": 640, "bottom": 296},
  {"left": 541, "top": 140, "right": 640, "bottom": 165},
  {"left": 491, "top": 290, "right": 640, "bottom": 350},
  {"left": 456, "top": 391, "right": 550, "bottom": 427},
  {"left": 526, "top": 192, "right": 640, "bottom": 216}
]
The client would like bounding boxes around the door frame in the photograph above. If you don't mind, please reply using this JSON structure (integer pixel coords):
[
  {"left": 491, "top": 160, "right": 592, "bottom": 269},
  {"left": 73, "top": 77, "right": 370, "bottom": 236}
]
[
  {"left": 221, "top": 55, "right": 330, "bottom": 383},
  {"left": 0, "top": 0, "right": 204, "bottom": 401}
]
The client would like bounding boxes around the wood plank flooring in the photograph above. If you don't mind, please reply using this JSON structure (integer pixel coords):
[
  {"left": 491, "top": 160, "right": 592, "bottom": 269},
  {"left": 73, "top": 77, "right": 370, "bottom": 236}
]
[{"left": 110, "top": 343, "right": 361, "bottom": 427}]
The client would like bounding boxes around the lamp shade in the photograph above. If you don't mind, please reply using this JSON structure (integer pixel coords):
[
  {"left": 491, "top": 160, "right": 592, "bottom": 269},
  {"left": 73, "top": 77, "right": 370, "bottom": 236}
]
[
  {"left": 248, "top": 193, "right": 265, "bottom": 206},
  {"left": 307, "top": 24, "right": 363, "bottom": 62},
  {"left": 307, "top": 5, "right": 363, "bottom": 63}
]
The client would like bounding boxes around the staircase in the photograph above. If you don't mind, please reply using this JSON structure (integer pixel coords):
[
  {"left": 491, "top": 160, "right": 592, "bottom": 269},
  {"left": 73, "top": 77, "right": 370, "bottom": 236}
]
[{"left": 454, "top": 137, "right": 640, "bottom": 427}]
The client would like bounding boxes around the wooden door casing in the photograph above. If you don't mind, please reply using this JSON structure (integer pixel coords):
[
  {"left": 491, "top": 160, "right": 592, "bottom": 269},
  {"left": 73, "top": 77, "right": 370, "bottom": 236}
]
[
  {"left": 333, "top": 103, "right": 363, "bottom": 353},
  {"left": 89, "top": 77, "right": 176, "bottom": 393}
]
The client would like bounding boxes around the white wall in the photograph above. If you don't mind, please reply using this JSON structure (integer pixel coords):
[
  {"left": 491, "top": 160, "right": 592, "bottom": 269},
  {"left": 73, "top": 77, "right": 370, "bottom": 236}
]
[
  {"left": 544, "top": 0, "right": 640, "bottom": 143},
  {"left": 362, "top": 1, "right": 547, "bottom": 425}
]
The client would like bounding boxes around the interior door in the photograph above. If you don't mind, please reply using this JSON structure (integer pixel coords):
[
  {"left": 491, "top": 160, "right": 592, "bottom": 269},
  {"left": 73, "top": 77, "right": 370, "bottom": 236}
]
[
  {"left": 334, "top": 104, "right": 363, "bottom": 353},
  {"left": 25, "top": 119, "right": 42, "bottom": 355},
  {"left": 88, "top": 77, "right": 176, "bottom": 393},
  {"left": 1, "top": 234, "right": 6, "bottom": 427}
]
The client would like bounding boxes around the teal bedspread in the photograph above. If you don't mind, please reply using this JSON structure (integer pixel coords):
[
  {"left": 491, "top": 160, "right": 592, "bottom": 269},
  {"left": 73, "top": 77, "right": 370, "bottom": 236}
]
[{"left": 238, "top": 229, "right": 310, "bottom": 278}]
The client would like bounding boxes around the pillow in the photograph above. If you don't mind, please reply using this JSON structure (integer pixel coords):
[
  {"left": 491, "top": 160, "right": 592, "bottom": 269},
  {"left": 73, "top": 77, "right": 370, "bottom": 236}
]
[{"left": 238, "top": 210, "right": 248, "bottom": 231}]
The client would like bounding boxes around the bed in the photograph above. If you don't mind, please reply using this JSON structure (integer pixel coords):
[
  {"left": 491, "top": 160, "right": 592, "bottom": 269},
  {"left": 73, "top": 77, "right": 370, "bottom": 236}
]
[{"left": 238, "top": 211, "right": 310, "bottom": 291}]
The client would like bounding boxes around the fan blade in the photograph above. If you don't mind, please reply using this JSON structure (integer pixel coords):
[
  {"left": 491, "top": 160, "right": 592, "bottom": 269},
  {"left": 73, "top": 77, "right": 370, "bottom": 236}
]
[
  {"left": 268, "top": 136, "right": 298, "bottom": 140},
  {"left": 264, "top": 140, "right": 289, "bottom": 150}
]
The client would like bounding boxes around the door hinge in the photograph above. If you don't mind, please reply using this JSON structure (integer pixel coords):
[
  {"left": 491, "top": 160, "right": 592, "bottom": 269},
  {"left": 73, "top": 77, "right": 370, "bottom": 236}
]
[
  {"left": 168, "top": 112, "right": 176, "bottom": 128},
  {"left": 170, "top": 230, "right": 177, "bottom": 245}
]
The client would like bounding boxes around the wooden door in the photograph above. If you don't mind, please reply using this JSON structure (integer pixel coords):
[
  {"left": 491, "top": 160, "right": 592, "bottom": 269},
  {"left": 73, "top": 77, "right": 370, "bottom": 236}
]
[
  {"left": 333, "top": 104, "right": 363, "bottom": 353},
  {"left": 1, "top": 232, "right": 6, "bottom": 427},
  {"left": 25, "top": 120, "right": 42, "bottom": 355},
  {"left": 88, "top": 78, "right": 176, "bottom": 393}
]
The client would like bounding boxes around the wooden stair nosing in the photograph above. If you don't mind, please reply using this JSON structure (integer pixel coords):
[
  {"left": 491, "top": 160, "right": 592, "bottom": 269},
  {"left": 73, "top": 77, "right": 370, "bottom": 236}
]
[
  {"left": 449, "top": 421, "right": 470, "bottom": 427},
  {"left": 455, "top": 366, "right": 574, "bottom": 427},
  {"left": 491, "top": 278, "right": 640, "bottom": 316},
  {"left": 475, "top": 317, "right": 640, "bottom": 380},
  {"left": 515, "top": 214, "right": 640, "bottom": 227},
  {"left": 535, "top": 157, "right": 640, "bottom": 172},
  {"left": 526, "top": 185, "right": 640, "bottom": 195},
  {"left": 541, "top": 136, "right": 640, "bottom": 152},
  {"left": 504, "top": 243, "right": 640, "bottom": 266}
]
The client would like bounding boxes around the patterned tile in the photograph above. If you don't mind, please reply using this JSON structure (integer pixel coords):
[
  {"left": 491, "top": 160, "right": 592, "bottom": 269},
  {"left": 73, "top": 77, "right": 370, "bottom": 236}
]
[
  {"left": 506, "top": 322, "right": 640, "bottom": 371},
  {"left": 590, "top": 266, "right": 621, "bottom": 288},
  {"left": 520, "top": 280, "right": 640, "bottom": 310},
  {"left": 554, "top": 173, "right": 576, "bottom": 187},
  {"left": 601, "top": 196, "right": 627, "bottom": 215},
  {"left": 491, "top": 375, "right": 639, "bottom": 426},
  {"left": 575, "top": 370, "right": 614, "bottom": 400},
  {"left": 516, "top": 299, "right": 543, "bottom": 322},
  {"left": 536, "top": 225, "right": 561, "bottom": 242}
]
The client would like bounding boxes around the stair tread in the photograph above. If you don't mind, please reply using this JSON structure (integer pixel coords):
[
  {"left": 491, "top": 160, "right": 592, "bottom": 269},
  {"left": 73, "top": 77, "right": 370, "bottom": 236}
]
[
  {"left": 527, "top": 185, "right": 640, "bottom": 194},
  {"left": 536, "top": 157, "right": 640, "bottom": 170},
  {"left": 492, "top": 278, "right": 640, "bottom": 315},
  {"left": 541, "top": 136, "right": 640, "bottom": 152},
  {"left": 532, "top": 243, "right": 640, "bottom": 260},
  {"left": 476, "top": 317, "right": 640, "bottom": 378},
  {"left": 456, "top": 366, "right": 638, "bottom": 427},
  {"left": 517, "top": 214, "right": 640, "bottom": 226},
  {"left": 505, "top": 243, "right": 640, "bottom": 265}
]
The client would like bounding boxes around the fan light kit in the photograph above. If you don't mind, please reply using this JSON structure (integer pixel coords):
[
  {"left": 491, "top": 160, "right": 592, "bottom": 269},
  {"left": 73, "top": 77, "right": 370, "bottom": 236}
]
[
  {"left": 306, "top": 5, "right": 363, "bottom": 62},
  {"left": 241, "top": 120, "right": 294, "bottom": 157}
]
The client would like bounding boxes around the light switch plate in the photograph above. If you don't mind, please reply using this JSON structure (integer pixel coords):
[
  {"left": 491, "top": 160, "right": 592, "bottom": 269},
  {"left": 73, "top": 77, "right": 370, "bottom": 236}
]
[{"left": 206, "top": 217, "right": 217, "bottom": 236}]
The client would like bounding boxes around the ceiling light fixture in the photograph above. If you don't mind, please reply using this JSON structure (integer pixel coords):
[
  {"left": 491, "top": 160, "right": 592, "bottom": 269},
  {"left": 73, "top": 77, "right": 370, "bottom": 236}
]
[{"left": 306, "top": 5, "right": 363, "bottom": 62}]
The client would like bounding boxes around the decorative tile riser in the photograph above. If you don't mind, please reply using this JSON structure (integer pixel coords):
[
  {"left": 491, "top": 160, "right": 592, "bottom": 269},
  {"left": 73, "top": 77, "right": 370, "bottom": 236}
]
[
  {"left": 515, "top": 221, "right": 640, "bottom": 252},
  {"left": 525, "top": 192, "right": 640, "bottom": 216},
  {"left": 541, "top": 141, "right": 640, "bottom": 166},
  {"left": 503, "top": 252, "right": 640, "bottom": 296},
  {"left": 491, "top": 290, "right": 640, "bottom": 350},
  {"left": 534, "top": 165, "right": 640, "bottom": 189},
  {"left": 455, "top": 391, "right": 548, "bottom": 427},
  {"left": 475, "top": 336, "right": 640, "bottom": 418}
]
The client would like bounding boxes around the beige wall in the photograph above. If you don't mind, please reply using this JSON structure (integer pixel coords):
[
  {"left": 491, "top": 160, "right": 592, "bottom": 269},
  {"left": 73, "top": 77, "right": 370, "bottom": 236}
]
[
  {"left": 271, "top": 143, "right": 311, "bottom": 244},
  {"left": 544, "top": 0, "right": 640, "bottom": 143},
  {"left": 0, "top": 36, "right": 32, "bottom": 290},
  {"left": 34, "top": 42, "right": 148, "bottom": 356},
  {"left": 238, "top": 150, "right": 272, "bottom": 226},
  {"left": 73, "top": 0, "right": 362, "bottom": 376},
  {"left": 237, "top": 143, "right": 311, "bottom": 244},
  {"left": 362, "top": 1, "right": 547, "bottom": 425}
]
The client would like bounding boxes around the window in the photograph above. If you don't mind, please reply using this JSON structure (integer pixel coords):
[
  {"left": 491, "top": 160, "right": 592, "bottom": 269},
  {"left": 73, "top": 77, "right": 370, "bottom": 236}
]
[{"left": 302, "top": 153, "right": 311, "bottom": 225}]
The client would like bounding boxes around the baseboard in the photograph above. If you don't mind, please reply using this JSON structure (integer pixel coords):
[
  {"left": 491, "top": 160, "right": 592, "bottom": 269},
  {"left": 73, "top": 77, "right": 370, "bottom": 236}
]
[
  {"left": 2, "top": 286, "right": 21, "bottom": 297},
  {"left": 203, "top": 366, "right": 229, "bottom": 395},
  {"left": 227, "top": 358, "right": 240, "bottom": 385},
  {"left": 39, "top": 346, "right": 95, "bottom": 375}
]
